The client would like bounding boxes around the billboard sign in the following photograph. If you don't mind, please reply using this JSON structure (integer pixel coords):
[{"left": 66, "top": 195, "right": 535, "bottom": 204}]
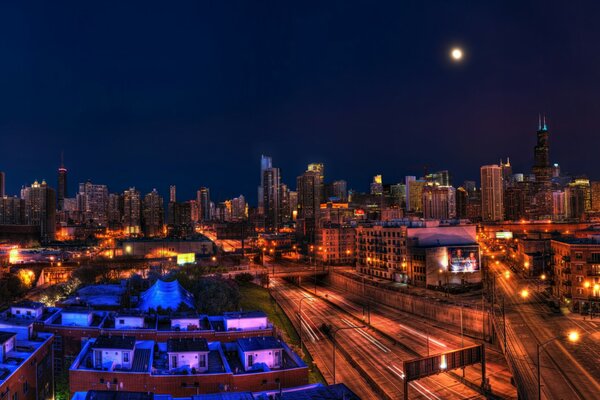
[
  {"left": 403, "top": 344, "right": 484, "bottom": 382},
  {"left": 447, "top": 246, "right": 479, "bottom": 273},
  {"left": 495, "top": 231, "right": 513, "bottom": 239},
  {"left": 177, "top": 253, "right": 195, "bottom": 265}
]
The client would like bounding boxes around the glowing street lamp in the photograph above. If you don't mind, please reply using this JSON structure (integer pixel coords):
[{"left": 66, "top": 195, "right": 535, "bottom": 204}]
[
  {"left": 520, "top": 289, "right": 529, "bottom": 299},
  {"left": 537, "top": 331, "right": 579, "bottom": 399}
]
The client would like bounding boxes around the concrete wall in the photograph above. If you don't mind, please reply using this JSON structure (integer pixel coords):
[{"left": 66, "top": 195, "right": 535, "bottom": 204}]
[
  {"left": 69, "top": 367, "right": 308, "bottom": 397},
  {"left": 115, "top": 316, "right": 144, "bottom": 329},
  {"left": 327, "top": 272, "right": 490, "bottom": 339},
  {"left": 224, "top": 317, "right": 268, "bottom": 331},
  {"left": 62, "top": 312, "right": 93, "bottom": 327}
]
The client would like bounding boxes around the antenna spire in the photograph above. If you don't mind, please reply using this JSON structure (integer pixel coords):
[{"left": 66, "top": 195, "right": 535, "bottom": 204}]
[{"left": 543, "top": 115, "right": 547, "bottom": 131}]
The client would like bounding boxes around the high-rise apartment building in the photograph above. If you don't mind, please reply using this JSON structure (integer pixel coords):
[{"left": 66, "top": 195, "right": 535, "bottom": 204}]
[
  {"left": 21, "top": 180, "right": 56, "bottom": 242},
  {"left": 422, "top": 185, "right": 456, "bottom": 220},
  {"left": 142, "top": 189, "right": 164, "bottom": 237},
  {"left": 0, "top": 196, "right": 24, "bottom": 225},
  {"left": 332, "top": 180, "right": 348, "bottom": 202},
  {"left": 123, "top": 187, "right": 141, "bottom": 235},
  {"left": 107, "top": 193, "right": 122, "bottom": 229},
  {"left": 480, "top": 164, "right": 504, "bottom": 222},
  {"left": 197, "top": 187, "right": 211, "bottom": 221},
  {"left": 296, "top": 168, "right": 322, "bottom": 241},
  {"left": 262, "top": 167, "right": 281, "bottom": 231},
  {"left": 77, "top": 181, "right": 109, "bottom": 227},
  {"left": 565, "top": 178, "right": 591, "bottom": 219}
]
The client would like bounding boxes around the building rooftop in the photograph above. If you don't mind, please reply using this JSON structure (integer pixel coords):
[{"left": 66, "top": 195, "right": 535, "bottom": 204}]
[
  {"left": 0, "top": 333, "right": 53, "bottom": 384},
  {"left": 167, "top": 338, "right": 209, "bottom": 353},
  {"left": 553, "top": 237, "right": 600, "bottom": 245},
  {"left": 11, "top": 300, "right": 43, "bottom": 310},
  {"left": 92, "top": 336, "right": 136, "bottom": 350},
  {"left": 237, "top": 337, "right": 283, "bottom": 352},
  {"left": 223, "top": 311, "right": 267, "bottom": 320},
  {"left": 0, "top": 331, "right": 16, "bottom": 345}
]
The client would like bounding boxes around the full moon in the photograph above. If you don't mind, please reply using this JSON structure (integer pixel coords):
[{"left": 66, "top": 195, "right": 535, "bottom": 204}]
[{"left": 451, "top": 48, "right": 463, "bottom": 61}]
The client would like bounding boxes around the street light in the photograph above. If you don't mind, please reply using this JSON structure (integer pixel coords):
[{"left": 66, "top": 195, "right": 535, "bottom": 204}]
[
  {"left": 537, "top": 330, "right": 580, "bottom": 399},
  {"left": 520, "top": 289, "right": 529, "bottom": 299},
  {"left": 332, "top": 325, "right": 366, "bottom": 384}
]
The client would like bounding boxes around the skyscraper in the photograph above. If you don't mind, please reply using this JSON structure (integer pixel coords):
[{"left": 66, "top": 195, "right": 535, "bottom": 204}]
[
  {"left": 142, "top": 189, "right": 164, "bottom": 237},
  {"left": 370, "top": 175, "right": 383, "bottom": 195},
  {"left": 332, "top": 180, "right": 348, "bottom": 202},
  {"left": 532, "top": 116, "right": 552, "bottom": 183},
  {"left": 258, "top": 155, "right": 272, "bottom": 214},
  {"left": 480, "top": 165, "right": 504, "bottom": 222},
  {"left": 77, "top": 181, "right": 109, "bottom": 226},
  {"left": 262, "top": 167, "right": 281, "bottom": 231},
  {"left": 123, "top": 187, "right": 141, "bottom": 235},
  {"left": 422, "top": 185, "right": 456, "bottom": 220},
  {"left": 57, "top": 153, "right": 68, "bottom": 211},
  {"left": 406, "top": 179, "right": 426, "bottom": 213},
  {"left": 21, "top": 180, "right": 56, "bottom": 242},
  {"left": 197, "top": 187, "right": 211, "bottom": 221},
  {"left": 296, "top": 168, "right": 322, "bottom": 241},
  {"left": 169, "top": 185, "right": 176, "bottom": 203}
]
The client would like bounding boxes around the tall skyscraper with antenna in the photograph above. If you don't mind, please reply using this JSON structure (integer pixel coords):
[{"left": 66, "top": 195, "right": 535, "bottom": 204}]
[{"left": 57, "top": 152, "right": 68, "bottom": 210}]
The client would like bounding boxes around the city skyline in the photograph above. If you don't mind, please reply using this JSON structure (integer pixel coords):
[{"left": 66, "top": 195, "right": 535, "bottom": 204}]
[
  {"left": 3, "top": 2, "right": 600, "bottom": 199},
  {"left": 0, "top": 119, "right": 581, "bottom": 206}
]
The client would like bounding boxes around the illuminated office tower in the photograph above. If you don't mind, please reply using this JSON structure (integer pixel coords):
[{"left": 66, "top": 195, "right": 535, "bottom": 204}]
[
  {"left": 263, "top": 167, "right": 281, "bottom": 231},
  {"left": 57, "top": 154, "right": 68, "bottom": 210},
  {"left": 0, "top": 171, "right": 4, "bottom": 197},
  {"left": 77, "top": 181, "right": 109, "bottom": 226},
  {"left": 370, "top": 174, "right": 383, "bottom": 195},
  {"left": 197, "top": 187, "right": 211, "bottom": 221},
  {"left": 296, "top": 168, "right": 322, "bottom": 242},
  {"left": 480, "top": 165, "right": 504, "bottom": 222},
  {"left": 123, "top": 187, "right": 141, "bottom": 235},
  {"left": 142, "top": 189, "right": 164, "bottom": 237},
  {"left": 257, "top": 155, "right": 272, "bottom": 215}
]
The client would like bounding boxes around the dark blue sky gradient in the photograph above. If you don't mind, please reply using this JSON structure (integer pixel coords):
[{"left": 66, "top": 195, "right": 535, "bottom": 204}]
[{"left": 1, "top": 1, "right": 600, "bottom": 203}]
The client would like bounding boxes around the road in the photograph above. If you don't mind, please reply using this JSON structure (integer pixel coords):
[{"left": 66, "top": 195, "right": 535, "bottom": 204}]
[
  {"left": 270, "top": 277, "right": 493, "bottom": 399},
  {"left": 489, "top": 253, "right": 600, "bottom": 400}
]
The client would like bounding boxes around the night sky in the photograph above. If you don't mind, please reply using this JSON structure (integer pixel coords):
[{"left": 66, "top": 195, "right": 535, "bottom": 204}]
[{"left": 2, "top": 1, "right": 600, "bottom": 203}]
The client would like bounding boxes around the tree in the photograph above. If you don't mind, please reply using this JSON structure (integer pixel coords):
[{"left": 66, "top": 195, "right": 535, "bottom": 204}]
[
  {"left": 234, "top": 272, "right": 254, "bottom": 284},
  {"left": 194, "top": 277, "right": 240, "bottom": 314}
]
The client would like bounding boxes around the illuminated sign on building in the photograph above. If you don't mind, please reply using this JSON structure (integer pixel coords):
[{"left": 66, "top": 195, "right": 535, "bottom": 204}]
[
  {"left": 447, "top": 246, "right": 479, "bottom": 273},
  {"left": 495, "top": 231, "right": 513, "bottom": 239},
  {"left": 177, "top": 253, "right": 195, "bottom": 265}
]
